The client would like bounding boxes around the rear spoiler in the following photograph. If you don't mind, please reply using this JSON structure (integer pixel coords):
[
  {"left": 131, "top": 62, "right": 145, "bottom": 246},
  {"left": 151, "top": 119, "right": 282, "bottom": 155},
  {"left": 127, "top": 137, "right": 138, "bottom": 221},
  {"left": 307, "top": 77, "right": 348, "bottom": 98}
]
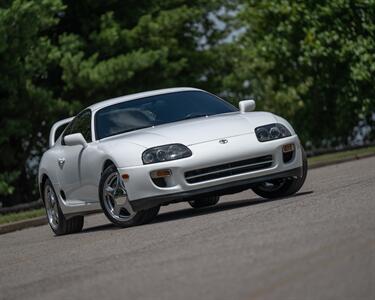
[{"left": 49, "top": 117, "right": 74, "bottom": 148}]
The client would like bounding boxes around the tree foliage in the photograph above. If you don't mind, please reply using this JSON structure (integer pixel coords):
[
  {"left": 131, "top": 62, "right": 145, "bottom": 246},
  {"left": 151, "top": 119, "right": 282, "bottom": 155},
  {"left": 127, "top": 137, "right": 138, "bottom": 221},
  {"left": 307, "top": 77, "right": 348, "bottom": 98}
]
[
  {"left": 225, "top": 0, "right": 375, "bottom": 146},
  {"left": 0, "top": 0, "right": 71, "bottom": 204},
  {"left": 0, "top": 0, "right": 374, "bottom": 206},
  {"left": 0, "top": 0, "right": 232, "bottom": 205}
]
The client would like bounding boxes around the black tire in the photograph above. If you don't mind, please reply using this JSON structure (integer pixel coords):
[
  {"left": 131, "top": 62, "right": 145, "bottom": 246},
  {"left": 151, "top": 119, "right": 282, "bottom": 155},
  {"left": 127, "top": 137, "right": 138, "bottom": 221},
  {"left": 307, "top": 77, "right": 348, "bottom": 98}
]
[
  {"left": 252, "top": 147, "right": 308, "bottom": 199},
  {"left": 43, "top": 179, "right": 84, "bottom": 236},
  {"left": 99, "top": 165, "right": 160, "bottom": 228},
  {"left": 188, "top": 195, "right": 220, "bottom": 209}
]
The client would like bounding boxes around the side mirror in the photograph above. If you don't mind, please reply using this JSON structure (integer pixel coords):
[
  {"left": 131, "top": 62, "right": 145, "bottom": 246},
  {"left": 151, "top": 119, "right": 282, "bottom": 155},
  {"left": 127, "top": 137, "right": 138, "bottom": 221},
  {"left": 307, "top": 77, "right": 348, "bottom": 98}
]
[
  {"left": 239, "top": 100, "right": 256, "bottom": 113},
  {"left": 64, "top": 133, "right": 88, "bottom": 148}
]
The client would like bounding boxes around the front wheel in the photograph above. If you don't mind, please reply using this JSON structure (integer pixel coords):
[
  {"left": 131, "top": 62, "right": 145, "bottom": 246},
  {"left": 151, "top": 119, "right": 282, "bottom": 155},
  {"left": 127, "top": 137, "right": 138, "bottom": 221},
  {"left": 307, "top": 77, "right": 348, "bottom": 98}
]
[
  {"left": 43, "top": 179, "right": 84, "bottom": 235},
  {"left": 252, "top": 147, "right": 308, "bottom": 199},
  {"left": 99, "top": 165, "right": 160, "bottom": 227}
]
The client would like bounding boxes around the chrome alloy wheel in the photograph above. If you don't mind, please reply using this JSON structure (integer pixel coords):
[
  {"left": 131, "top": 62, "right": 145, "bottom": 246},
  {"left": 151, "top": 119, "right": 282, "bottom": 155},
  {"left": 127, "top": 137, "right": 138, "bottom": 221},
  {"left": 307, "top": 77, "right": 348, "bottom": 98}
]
[
  {"left": 44, "top": 185, "right": 59, "bottom": 230},
  {"left": 102, "top": 171, "right": 136, "bottom": 221}
]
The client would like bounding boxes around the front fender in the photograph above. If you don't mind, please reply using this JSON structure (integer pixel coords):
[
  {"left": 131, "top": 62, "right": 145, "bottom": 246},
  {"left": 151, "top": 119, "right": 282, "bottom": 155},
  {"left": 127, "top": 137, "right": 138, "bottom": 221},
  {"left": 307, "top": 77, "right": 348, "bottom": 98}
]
[
  {"left": 272, "top": 114, "right": 297, "bottom": 136},
  {"left": 97, "top": 140, "right": 146, "bottom": 168}
]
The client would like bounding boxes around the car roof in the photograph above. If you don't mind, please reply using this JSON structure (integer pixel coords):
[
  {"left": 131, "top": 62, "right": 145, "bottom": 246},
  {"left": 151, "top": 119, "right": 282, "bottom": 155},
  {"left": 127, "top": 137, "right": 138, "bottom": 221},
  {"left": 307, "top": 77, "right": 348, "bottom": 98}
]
[{"left": 87, "top": 87, "right": 202, "bottom": 112}]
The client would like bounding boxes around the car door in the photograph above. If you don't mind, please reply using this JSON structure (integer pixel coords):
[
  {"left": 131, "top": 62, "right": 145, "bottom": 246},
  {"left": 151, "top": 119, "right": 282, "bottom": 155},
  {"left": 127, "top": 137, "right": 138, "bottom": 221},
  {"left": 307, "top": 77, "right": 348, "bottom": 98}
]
[{"left": 57, "top": 110, "right": 93, "bottom": 203}]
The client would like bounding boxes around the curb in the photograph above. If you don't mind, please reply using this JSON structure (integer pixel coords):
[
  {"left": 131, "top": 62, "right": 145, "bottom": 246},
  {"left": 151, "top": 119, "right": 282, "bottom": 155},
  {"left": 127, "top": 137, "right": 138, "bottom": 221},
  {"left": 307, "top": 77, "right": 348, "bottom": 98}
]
[
  {"left": 308, "top": 153, "right": 375, "bottom": 169},
  {"left": 0, "top": 216, "right": 47, "bottom": 235},
  {"left": 1, "top": 152, "right": 374, "bottom": 236},
  {"left": 0, "top": 199, "right": 43, "bottom": 214}
]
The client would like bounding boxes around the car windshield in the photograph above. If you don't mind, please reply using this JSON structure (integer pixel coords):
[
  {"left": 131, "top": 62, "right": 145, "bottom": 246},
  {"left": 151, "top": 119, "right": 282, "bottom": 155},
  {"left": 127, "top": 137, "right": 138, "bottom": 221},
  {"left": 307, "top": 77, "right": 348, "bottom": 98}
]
[{"left": 95, "top": 91, "right": 237, "bottom": 139}]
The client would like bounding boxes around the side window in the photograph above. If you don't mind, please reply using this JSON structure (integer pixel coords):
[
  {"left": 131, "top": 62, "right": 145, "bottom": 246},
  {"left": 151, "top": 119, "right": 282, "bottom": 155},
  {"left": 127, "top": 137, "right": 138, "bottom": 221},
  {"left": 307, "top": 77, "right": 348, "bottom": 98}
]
[
  {"left": 55, "top": 123, "right": 68, "bottom": 143},
  {"left": 63, "top": 110, "right": 92, "bottom": 143}
]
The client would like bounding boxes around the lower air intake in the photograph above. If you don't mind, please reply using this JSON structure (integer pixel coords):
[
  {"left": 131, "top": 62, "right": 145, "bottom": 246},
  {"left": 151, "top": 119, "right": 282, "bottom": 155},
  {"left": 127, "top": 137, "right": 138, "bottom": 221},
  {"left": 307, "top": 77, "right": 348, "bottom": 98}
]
[{"left": 185, "top": 155, "right": 273, "bottom": 184}]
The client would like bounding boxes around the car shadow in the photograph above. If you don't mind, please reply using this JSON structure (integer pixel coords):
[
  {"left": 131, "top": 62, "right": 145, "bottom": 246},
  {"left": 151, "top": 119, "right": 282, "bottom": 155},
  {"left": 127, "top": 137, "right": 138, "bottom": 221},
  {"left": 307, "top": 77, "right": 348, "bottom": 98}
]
[
  {"left": 80, "top": 190, "right": 314, "bottom": 234},
  {"left": 151, "top": 190, "right": 314, "bottom": 225}
]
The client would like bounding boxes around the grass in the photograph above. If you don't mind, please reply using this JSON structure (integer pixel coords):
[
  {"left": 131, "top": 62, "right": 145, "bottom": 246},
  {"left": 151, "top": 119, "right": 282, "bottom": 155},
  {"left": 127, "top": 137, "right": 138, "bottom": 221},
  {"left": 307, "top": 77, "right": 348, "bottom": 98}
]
[
  {"left": 0, "top": 208, "right": 45, "bottom": 225},
  {"left": 308, "top": 145, "right": 375, "bottom": 167},
  {"left": 0, "top": 146, "right": 374, "bottom": 226}
]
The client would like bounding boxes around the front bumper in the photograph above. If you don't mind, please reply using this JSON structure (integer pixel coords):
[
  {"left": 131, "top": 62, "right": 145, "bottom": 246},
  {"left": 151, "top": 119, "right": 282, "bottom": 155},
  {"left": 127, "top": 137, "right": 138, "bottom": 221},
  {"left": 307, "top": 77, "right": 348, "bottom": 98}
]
[
  {"left": 118, "top": 133, "right": 303, "bottom": 212},
  {"left": 131, "top": 167, "right": 302, "bottom": 211}
]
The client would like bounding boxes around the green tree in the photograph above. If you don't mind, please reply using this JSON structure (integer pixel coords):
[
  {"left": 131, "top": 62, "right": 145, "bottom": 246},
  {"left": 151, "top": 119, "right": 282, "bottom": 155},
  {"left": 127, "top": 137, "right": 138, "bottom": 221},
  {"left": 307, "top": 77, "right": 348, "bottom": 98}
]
[
  {"left": 0, "top": 0, "right": 233, "bottom": 205},
  {"left": 0, "top": 0, "right": 73, "bottom": 205},
  {"left": 225, "top": 0, "right": 375, "bottom": 147}
]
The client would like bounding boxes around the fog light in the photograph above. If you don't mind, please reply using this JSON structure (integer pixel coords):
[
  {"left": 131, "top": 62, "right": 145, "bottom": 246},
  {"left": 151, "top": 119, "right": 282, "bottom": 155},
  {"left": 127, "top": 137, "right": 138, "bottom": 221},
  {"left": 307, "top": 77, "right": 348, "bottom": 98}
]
[
  {"left": 150, "top": 169, "right": 172, "bottom": 178},
  {"left": 282, "top": 143, "right": 295, "bottom": 153}
]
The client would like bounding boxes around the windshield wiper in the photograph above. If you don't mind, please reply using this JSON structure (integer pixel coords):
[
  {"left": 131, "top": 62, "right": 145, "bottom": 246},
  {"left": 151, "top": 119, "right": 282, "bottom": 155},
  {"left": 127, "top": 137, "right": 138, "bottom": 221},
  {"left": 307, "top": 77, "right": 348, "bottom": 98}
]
[
  {"left": 182, "top": 113, "right": 209, "bottom": 120},
  {"left": 107, "top": 114, "right": 211, "bottom": 138}
]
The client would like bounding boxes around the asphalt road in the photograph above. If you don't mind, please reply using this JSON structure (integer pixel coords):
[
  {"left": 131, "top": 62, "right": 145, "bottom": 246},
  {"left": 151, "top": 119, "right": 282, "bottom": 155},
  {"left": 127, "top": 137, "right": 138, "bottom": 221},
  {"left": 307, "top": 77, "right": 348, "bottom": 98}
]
[{"left": 1, "top": 157, "right": 374, "bottom": 300}]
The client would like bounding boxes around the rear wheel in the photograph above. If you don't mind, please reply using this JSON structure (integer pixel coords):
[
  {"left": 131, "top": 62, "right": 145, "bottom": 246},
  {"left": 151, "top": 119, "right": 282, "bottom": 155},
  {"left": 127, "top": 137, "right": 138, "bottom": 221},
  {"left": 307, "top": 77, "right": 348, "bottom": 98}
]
[
  {"left": 252, "top": 147, "right": 308, "bottom": 199},
  {"left": 43, "top": 179, "right": 84, "bottom": 235},
  {"left": 189, "top": 196, "right": 220, "bottom": 209},
  {"left": 99, "top": 165, "right": 160, "bottom": 227}
]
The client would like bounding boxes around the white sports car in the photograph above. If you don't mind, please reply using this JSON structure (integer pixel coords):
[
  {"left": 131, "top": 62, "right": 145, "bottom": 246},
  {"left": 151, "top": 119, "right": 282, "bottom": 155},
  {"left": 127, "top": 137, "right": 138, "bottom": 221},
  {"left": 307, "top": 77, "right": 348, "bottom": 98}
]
[{"left": 39, "top": 88, "right": 307, "bottom": 235}]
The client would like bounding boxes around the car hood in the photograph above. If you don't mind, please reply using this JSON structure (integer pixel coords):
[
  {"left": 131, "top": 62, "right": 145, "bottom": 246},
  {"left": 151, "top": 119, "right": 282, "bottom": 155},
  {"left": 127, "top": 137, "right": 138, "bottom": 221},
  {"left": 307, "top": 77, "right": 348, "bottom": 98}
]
[{"left": 100, "top": 111, "right": 276, "bottom": 148}]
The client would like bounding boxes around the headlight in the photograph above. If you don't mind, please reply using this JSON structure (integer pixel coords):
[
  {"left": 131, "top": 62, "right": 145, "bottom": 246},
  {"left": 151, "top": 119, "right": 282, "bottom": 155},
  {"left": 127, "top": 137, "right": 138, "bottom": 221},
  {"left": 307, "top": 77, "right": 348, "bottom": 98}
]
[
  {"left": 255, "top": 123, "right": 291, "bottom": 142},
  {"left": 142, "top": 144, "right": 192, "bottom": 164}
]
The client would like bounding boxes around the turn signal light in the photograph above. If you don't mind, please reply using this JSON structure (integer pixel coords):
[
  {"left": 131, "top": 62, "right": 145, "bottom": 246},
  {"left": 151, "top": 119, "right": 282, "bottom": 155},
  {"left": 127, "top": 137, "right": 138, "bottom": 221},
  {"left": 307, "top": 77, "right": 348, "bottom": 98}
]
[
  {"left": 150, "top": 169, "right": 172, "bottom": 178},
  {"left": 282, "top": 143, "right": 295, "bottom": 153},
  {"left": 121, "top": 173, "right": 130, "bottom": 181}
]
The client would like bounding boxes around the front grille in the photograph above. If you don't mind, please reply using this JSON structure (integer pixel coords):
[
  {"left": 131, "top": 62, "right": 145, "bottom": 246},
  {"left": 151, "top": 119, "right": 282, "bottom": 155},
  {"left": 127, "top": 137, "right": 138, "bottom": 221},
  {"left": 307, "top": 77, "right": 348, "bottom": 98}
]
[{"left": 185, "top": 155, "right": 273, "bottom": 184}]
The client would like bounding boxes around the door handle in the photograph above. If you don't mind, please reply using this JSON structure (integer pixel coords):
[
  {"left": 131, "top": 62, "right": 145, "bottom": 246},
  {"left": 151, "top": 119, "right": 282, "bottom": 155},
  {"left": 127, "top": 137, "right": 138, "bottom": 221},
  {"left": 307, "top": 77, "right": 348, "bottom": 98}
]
[{"left": 58, "top": 158, "right": 65, "bottom": 167}]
